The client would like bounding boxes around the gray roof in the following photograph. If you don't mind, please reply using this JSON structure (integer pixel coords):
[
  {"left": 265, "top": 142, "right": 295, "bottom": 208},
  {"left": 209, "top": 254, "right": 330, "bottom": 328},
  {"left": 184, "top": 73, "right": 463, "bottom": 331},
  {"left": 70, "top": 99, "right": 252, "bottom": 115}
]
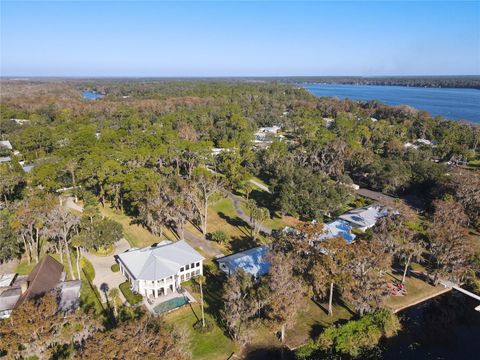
[
  {"left": 57, "top": 280, "right": 81, "bottom": 312},
  {"left": 117, "top": 240, "right": 204, "bottom": 281},
  {"left": 0, "top": 288, "right": 21, "bottom": 311},
  {"left": 338, "top": 205, "right": 388, "bottom": 229}
]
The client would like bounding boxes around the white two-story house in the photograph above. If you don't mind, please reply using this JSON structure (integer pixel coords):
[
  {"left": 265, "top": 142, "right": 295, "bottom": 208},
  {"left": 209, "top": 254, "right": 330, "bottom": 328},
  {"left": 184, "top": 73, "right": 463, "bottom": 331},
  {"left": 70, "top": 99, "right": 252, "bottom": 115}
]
[{"left": 116, "top": 240, "right": 204, "bottom": 298}]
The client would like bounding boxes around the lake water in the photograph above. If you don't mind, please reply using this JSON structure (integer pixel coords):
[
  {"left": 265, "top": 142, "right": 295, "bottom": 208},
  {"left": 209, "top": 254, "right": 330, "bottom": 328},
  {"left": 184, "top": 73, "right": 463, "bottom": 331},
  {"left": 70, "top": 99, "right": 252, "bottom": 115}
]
[
  {"left": 304, "top": 84, "right": 480, "bottom": 123},
  {"left": 82, "top": 90, "right": 104, "bottom": 100},
  {"left": 382, "top": 292, "right": 480, "bottom": 359}
]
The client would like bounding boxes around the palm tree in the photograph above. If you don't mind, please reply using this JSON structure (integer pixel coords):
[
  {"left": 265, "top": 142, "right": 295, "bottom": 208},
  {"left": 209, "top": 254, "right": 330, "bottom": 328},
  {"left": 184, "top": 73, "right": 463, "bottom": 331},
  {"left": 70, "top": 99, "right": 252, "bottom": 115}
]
[
  {"left": 399, "top": 241, "right": 424, "bottom": 284},
  {"left": 197, "top": 275, "right": 206, "bottom": 327},
  {"left": 108, "top": 288, "right": 121, "bottom": 319}
]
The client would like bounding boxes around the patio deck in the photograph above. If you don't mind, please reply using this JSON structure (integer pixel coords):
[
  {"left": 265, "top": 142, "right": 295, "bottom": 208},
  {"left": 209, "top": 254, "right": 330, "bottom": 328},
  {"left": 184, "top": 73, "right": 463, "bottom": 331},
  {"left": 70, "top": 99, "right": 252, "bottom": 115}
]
[{"left": 143, "top": 287, "right": 197, "bottom": 314}]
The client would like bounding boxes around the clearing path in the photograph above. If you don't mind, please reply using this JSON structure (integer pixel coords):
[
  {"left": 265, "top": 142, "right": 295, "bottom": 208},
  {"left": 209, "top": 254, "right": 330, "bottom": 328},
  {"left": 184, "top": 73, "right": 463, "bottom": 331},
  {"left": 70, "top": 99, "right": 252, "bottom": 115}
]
[
  {"left": 83, "top": 238, "right": 131, "bottom": 304},
  {"left": 63, "top": 196, "right": 83, "bottom": 212},
  {"left": 184, "top": 229, "right": 225, "bottom": 259},
  {"left": 249, "top": 178, "right": 270, "bottom": 193},
  {"left": 228, "top": 194, "right": 272, "bottom": 235}
]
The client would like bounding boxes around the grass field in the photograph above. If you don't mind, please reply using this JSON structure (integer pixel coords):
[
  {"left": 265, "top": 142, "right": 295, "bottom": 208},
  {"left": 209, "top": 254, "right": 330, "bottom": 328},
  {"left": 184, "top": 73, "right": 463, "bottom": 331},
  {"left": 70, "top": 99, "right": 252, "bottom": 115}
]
[
  {"left": 384, "top": 269, "right": 446, "bottom": 311},
  {"left": 165, "top": 302, "right": 238, "bottom": 360},
  {"left": 99, "top": 205, "right": 177, "bottom": 248}
]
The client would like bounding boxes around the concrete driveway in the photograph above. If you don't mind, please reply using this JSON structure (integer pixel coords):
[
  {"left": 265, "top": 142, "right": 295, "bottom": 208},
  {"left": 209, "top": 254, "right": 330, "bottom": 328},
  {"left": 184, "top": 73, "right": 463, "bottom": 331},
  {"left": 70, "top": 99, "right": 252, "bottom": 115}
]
[{"left": 83, "top": 238, "right": 130, "bottom": 303}]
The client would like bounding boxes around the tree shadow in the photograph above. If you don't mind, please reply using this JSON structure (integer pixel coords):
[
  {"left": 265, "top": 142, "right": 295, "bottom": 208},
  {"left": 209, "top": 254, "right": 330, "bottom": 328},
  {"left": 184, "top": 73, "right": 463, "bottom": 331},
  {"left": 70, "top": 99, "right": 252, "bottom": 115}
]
[
  {"left": 229, "top": 236, "right": 260, "bottom": 253},
  {"left": 243, "top": 346, "right": 296, "bottom": 360},
  {"left": 249, "top": 189, "right": 276, "bottom": 212},
  {"left": 218, "top": 211, "right": 250, "bottom": 229},
  {"left": 199, "top": 263, "right": 234, "bottom": 339}
]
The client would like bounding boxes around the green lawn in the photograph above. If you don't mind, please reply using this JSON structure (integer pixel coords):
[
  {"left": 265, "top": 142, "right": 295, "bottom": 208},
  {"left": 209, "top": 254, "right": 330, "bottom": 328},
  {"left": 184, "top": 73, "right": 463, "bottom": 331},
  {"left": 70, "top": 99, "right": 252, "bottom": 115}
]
[
  {"left": 99, "top": 205, "right": 175, "bottom": 248},
  {"left": 238, "top": 200, "right": 288, "bottom": 230},
  {"left": 165, "top": 303, "right": 237, "bottom": 360},
  {"left": 285, "top": 298, "right": 354, "bottom": 349},
  {"left": 165, "top": 260, "right": 238, "bottom": 359}
]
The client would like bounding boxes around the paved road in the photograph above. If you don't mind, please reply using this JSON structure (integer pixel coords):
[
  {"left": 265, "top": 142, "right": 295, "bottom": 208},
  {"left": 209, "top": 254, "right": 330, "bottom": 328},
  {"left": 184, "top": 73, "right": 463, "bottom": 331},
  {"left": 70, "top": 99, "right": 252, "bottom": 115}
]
[
  {"left": 83, "top": 238, "right": 131, "bottom": 303},
  {"left": 228, "top": 194, "right": 272, "bottom": 235}
]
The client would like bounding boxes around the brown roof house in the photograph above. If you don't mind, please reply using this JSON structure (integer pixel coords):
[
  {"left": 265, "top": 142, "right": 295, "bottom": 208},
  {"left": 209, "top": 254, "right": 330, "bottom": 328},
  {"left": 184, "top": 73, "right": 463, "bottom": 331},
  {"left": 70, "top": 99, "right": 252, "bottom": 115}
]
[{"left": 0, "top": 256, "right": 81, "bottom": 319}]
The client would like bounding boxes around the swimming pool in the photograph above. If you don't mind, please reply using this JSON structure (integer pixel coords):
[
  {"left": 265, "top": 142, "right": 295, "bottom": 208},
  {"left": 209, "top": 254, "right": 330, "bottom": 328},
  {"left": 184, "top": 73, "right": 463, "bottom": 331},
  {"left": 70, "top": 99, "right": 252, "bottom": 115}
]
[{"left": 153, "top": 296, "right": 189, "bottom": 314}]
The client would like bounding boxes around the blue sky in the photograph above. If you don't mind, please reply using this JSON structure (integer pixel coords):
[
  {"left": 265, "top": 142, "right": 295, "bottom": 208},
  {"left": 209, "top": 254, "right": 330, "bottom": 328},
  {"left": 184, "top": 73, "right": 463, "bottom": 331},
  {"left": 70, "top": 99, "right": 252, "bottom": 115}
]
[{"left": 1, "top": 1, "right": 479, "bottom": 76}]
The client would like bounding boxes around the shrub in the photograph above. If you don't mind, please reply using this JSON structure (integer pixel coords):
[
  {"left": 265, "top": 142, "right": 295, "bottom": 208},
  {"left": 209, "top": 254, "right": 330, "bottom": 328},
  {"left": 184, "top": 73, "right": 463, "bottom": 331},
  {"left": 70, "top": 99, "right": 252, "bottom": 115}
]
[
  {"left": 297, "top": 309, "right": 401, "bottom": 359},
  {"left": 119, "top": 281, "right": 143, "bottom": 305},
  {"left": 111, "top": 263, "right": 120, "bottom": 272},
  {"left": 209, "top": 230, "right": 229, "bottom": 244}
]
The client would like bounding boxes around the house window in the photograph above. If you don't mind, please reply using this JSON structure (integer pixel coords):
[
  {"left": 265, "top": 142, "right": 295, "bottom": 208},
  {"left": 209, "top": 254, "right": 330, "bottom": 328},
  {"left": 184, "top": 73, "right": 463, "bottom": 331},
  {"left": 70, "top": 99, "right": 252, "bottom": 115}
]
[
  {"left": 196, "top": 262, "right": 200, "bottom": 268},
  {"left": 181, "top": 274, "right": 185, "bottom": 282},
  {"left": 196, "top": 270, "right": 200, "bottom": 275},
  {"left": 180, "top": 267, "right": 184, "bottom": 272},
  {"left": 186, "top": 273, "right": 190, "bottom": 280},
  {"left": 186, "top": 264, "right": 190, "bottom": 270},
  {"left": 191, "top": 262, "right": 195, "bottom": 268}
]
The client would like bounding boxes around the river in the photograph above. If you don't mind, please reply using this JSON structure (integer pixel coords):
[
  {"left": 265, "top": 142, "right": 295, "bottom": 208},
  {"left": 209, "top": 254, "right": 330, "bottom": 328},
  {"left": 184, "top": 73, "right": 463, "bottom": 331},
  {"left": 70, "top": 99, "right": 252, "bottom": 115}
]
[
  {"left": 304, "top": 84, "right": 480, "bottom": 123},
  {"left": 382, "top": 291, "right": 480, "bottom": 359}
]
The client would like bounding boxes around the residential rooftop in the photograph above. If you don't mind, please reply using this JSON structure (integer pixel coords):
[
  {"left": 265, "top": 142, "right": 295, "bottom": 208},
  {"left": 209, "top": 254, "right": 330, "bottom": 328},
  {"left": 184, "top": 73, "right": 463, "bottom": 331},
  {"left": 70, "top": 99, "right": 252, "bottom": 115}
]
[
  {"left": 217, "top": 246, "right": 270, "bottom": 277},
  {"left": 117, "top": 240, "right": 204, "bottom": 281}
]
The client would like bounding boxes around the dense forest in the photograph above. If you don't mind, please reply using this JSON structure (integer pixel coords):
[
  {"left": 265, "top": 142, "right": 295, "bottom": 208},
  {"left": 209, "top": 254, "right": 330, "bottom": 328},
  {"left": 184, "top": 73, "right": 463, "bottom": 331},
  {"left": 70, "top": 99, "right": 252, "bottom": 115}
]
[{"left": 0, "top": 79, "right": 479, "bottom": 359}]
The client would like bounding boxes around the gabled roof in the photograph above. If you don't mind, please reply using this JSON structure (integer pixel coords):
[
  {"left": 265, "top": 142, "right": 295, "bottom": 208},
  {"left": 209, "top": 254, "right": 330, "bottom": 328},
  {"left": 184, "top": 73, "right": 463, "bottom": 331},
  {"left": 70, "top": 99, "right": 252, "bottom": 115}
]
[
  {"left": 338, "top": 205, "right": 387, "bottom": 229},
  {"left": 15, "top": 255, "right": 64, "bottom": 308},
  {"left": 117, "top": 240, "right": 204, "bottom": 281},
  {"left": 217, "top": 246, "right": 270, "bottom": 277}
]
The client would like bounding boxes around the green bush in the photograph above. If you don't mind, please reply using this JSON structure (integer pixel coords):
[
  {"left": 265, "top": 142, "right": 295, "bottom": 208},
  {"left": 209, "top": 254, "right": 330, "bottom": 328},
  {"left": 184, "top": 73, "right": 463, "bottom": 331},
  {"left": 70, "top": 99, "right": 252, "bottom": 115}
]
[
  {"left": 119, "top": 281, "right": 143, "bottom": 305},
  {"left": 297, "top": 309, "right": 401, "bottom": 359},
  {"left": 81, "top": 257, "right": 95, "bottom": 282},
  {"left": 209, "top": 230, "right": 229, "bottom": 244},
  {"left": 111, "top": 263, "right": 120, "bottom": 272}
]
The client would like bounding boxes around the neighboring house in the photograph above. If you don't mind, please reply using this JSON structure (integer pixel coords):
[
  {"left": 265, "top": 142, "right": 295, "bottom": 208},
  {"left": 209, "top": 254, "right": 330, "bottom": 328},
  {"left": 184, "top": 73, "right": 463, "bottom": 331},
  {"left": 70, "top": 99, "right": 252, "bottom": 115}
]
[
  {"left": 116, "top": 240, "right": 204, "bottom": 298},
  {"left": 10, "top": 118, "right": 30, "bottom": 125},
  {"left": 254, "top": 126, "right": 281, "bottom": 141},
  {"left": 217, "top": 246, "right": 270, "bottom": 277},
  {"left": 338, "top": 205, "right": 388, "bottom": 231},
  {"left": 0, "top": 140, "right": 13, "bottom": 150},
  {"left": 323, "top": 118, "right": 335, "bottom": 128},
  {"left": 0, "top": 256, "right": 81, "bottom": 319},
  {"left": 211, "top": 147, "right": 231, "bottom": 157},
  {"left": 318, "top": 219, "right": 356, "bottom": 244},
  {"left": 404, "top": 139, "right": 436, "bottom": 150}
]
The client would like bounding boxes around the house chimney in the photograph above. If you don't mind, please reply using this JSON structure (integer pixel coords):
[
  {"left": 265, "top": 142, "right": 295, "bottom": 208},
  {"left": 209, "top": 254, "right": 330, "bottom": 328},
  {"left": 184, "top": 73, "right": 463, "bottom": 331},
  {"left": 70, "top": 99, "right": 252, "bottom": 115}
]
[{"left": 20, "top": 281, "right": 28, "bottom": 294}]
